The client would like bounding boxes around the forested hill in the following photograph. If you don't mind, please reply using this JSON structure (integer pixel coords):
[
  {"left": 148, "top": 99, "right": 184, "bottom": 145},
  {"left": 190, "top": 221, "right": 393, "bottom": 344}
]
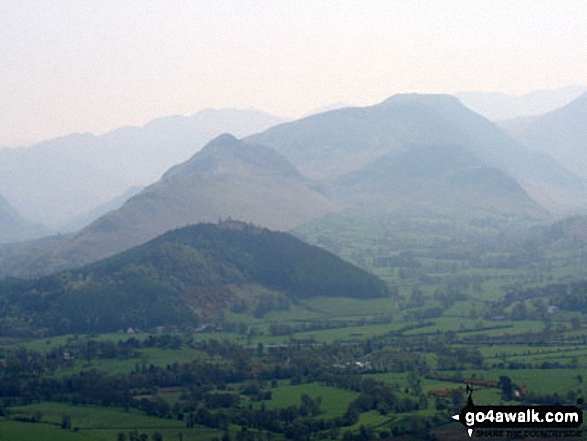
[{"left": 0, "top": 221, "right": 388, "bottom": 336}]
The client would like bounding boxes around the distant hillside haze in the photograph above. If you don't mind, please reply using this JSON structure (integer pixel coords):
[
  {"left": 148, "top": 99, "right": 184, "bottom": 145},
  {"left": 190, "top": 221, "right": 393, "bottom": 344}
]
[
  {"left": 60, "top": 186, "right": 144, "bottom": 233},
  {"left": 323, "top": 144, "right": 545, "bottom": 217},
  {"left": 2, "top": 92, "right": 586, "bottom": 277},
  {"left": 556, "top": 215, "right": 587, "bottom": 241},
  {"left": 456, "top": 84, "right": 587, "bottom": 121},
  {"left": 248, "top": 94, "right": 467, "bottom": 180},
  {"left": 500, "top": 93, "right": 587, "bottom": 180},
  {"left": 46, "top": 134, "right": 340, "bottom": 267},
  {"left": 247, "top": 93, "right": 585, "bottom": 214},
  {"left": 245, "top": 94, "right": 549, "bottom": 180},
  {"left": 0, "top": 108, "right": 283, "bottom": 228},
  {"left": 0, "top": 194, "right": 49, "bottom": 243}
]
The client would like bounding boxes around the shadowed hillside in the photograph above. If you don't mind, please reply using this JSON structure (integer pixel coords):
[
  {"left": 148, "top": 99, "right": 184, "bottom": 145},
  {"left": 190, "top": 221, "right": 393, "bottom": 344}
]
[{"left": 0, "top": 221, "right": 388, "bottom": 336}]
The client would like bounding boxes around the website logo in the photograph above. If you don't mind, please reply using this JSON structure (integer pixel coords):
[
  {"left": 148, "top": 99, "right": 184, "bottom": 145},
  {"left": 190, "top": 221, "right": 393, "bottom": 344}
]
[{"left": 452, "top": 385, "right": 583, "bottom": 438}]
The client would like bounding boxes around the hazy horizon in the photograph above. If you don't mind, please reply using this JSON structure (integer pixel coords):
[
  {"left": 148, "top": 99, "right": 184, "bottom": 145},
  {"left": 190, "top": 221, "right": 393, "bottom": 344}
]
[{"left": 2, "top": 1, "right": 587, "bottom": 147}]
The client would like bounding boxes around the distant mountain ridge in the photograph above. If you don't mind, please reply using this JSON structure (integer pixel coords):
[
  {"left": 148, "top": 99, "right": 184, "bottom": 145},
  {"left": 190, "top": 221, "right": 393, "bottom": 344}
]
[
  {"left": 500, "top": 93, "right": 587, "bottom": 181},
  {"left": 0, "top": 194, "right": 49, "bottom": 243},
  {"left": 2, "top": 93, "right": 584, "bottom": 277},
  {"left": 0, "top": 108, "right": 284, "bottom": 228},
  {"left": 6, "top": 134, "right": 339, "bottom": 273},
  {"left": 247, "top": 93, "right": 585, "bottom": 214},
  {"left": 456, "top": 84, "right": 587, "bottom": 121},
  {"left": 323, "top": 144, "right": 545, "bottom": 216},
  {"left": 60, "top": 185, "right": 144, "bottom": 233}
]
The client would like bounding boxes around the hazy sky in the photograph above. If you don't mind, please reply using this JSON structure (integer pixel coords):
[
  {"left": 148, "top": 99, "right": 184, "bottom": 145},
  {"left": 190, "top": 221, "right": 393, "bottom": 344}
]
[{"left": 1, "top": 0, "right": 586, "bottom": 146}]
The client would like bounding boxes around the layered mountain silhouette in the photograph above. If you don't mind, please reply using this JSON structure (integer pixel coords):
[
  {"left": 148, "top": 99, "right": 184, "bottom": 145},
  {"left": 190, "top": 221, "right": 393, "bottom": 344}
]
[
  {"left": 3, "top": 93, "right": 585, "bottom": 277},
  {"left": 456, "top": 84, "right": 587, "bottom": 121},
  {"left": 26, "top": 134, "right": 339, "bottom": 270},
  {"left": 323, "top": 144, "right": 544, "bottom": 216},
  {"left": 0, "top": 194, "right": 49, "bottom": 243},
  {"left": 247, "top": 93, "right": 585, "bottom": 213},
  {"left": 0, "top": 221, "right": 388, "bottom": 335},
  {"left": 500, "top": 93, "right": 587, "bottom": 180},
  {"left": 0, "top": 108, "right": 283, "bottom": 228},
  {"left": 60, "top": 186, "right": 144, "bottom": 234}
]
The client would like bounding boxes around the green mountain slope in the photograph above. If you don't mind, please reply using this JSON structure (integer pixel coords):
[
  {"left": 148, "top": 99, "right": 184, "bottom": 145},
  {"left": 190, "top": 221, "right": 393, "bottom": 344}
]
[{"left": 0, "top": 221, "right": 388, "bottom": 336}]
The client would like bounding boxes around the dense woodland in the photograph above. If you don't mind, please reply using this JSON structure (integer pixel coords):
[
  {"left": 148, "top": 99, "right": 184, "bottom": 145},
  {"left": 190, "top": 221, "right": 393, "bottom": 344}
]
[{"left": 0, "top": 222, "right": 387, "bottom": 337}]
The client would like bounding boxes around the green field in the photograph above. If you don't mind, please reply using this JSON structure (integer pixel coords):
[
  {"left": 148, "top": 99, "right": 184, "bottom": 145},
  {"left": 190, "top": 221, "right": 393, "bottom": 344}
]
[
  {"left": 3, "top": 403, "right": 225, "bottom": 441},
  {"left": 264, "top": 382, "right": 360, "bottom": 416},
  {"left": 2, "top": 212, "right": 587, "bottom": 439}
]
